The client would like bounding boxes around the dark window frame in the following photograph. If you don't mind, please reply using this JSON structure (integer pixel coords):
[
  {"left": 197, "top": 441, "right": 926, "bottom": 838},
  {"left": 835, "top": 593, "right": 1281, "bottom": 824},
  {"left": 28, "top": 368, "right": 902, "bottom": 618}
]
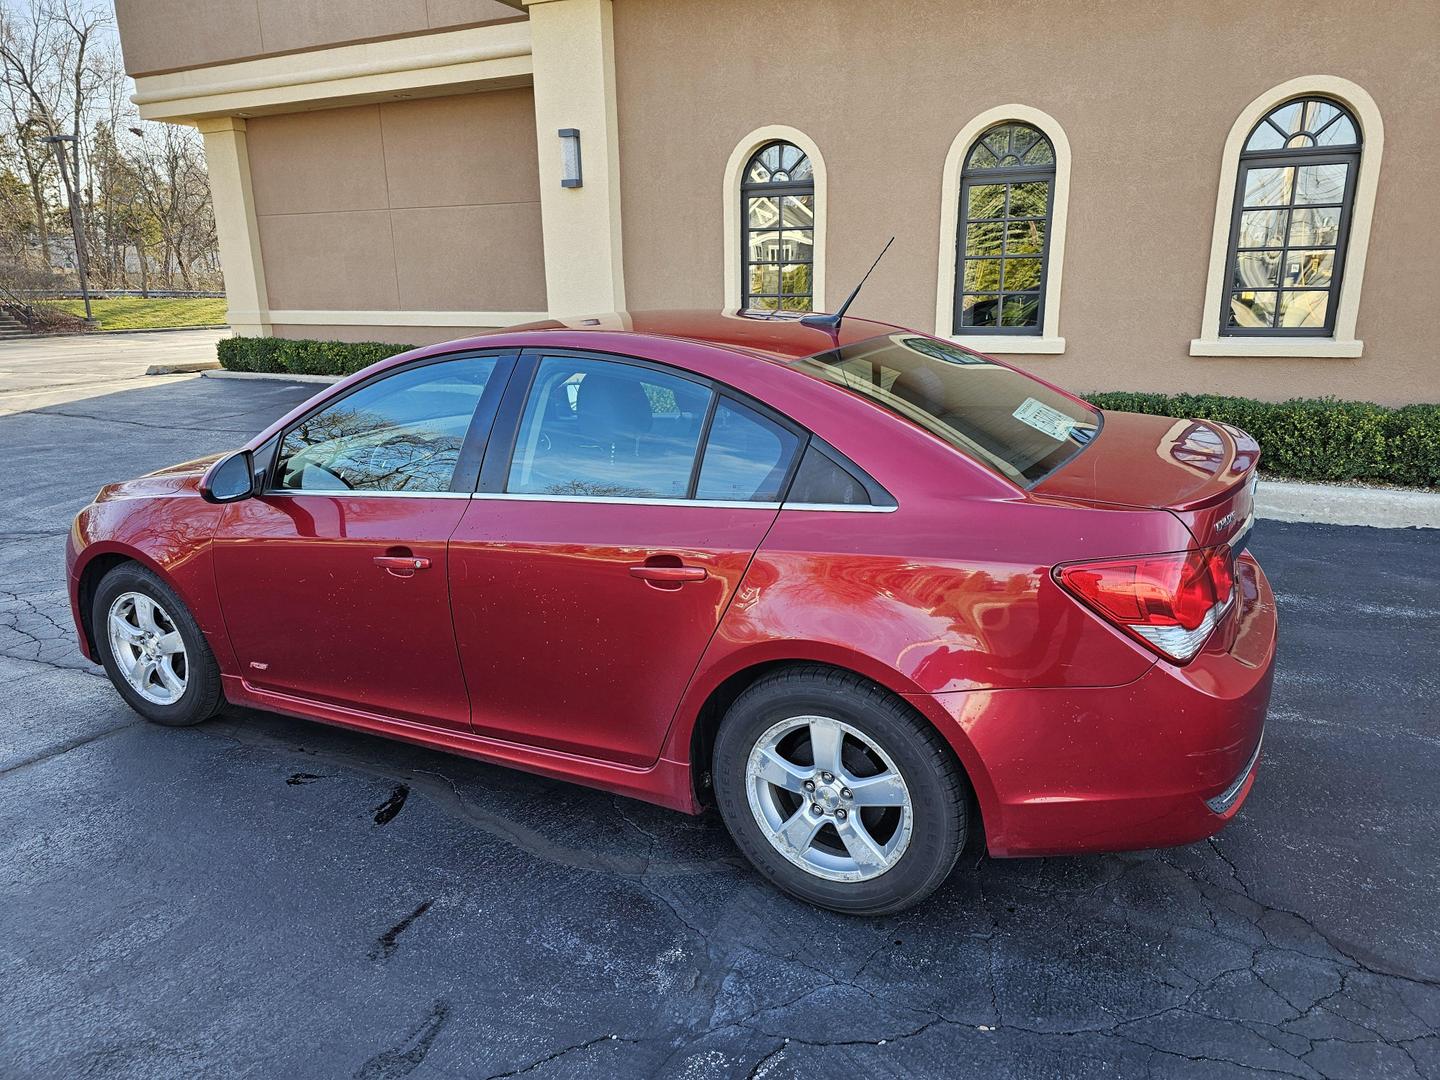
[
  {"left": 1220, "top": 96, "right": 1362, "bottom": 338},
  {"left": 954, "top": 122, "right": 1056, "bottom": 337},
  {"left": 740, "top": 141, "right": 816, "bottom": 312}
]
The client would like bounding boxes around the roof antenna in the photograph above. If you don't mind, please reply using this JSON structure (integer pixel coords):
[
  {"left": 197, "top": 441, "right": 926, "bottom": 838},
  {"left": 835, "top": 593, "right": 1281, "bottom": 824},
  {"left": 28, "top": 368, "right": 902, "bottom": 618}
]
[{"left": 800, "top": 236, "right": 895, "bottom": 334}]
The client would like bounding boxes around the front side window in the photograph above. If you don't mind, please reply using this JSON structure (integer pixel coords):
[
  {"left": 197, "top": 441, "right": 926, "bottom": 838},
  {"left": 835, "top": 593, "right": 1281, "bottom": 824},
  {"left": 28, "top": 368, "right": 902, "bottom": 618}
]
[
  {"left": 507, "top": 356, "right": 712, "bottom": 499},
  {"left": 1223, "top": 97, "right": 1360, "bottom": 336},
  {"left": 955, "top": 122, "right": 1055, "bottom": 335},
  {"left": 275, "top": 356, "right": 498, "bottom": 493},
  {"left": 797, "top": 334, "right": 1097, "bottom": 486},
  {"left": 741, "top": 141, "right": 815, "bottom": 311}
]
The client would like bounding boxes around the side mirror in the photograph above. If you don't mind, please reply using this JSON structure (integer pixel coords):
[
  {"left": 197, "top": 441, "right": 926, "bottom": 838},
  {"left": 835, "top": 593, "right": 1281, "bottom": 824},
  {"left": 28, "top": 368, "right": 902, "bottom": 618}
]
[{"left": 200, "top": 449, "right": 256, "bottom": 504}]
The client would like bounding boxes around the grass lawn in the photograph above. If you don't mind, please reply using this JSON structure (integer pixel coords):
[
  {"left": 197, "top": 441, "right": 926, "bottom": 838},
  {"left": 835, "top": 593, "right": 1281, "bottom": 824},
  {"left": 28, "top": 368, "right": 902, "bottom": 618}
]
[{"left": 40, "top": 296, "right": 228, "bottom": 330}]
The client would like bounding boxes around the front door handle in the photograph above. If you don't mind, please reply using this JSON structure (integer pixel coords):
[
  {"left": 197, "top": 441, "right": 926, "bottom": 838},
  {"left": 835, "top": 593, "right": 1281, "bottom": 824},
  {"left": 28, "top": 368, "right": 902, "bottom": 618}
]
[
  {"left": 628, "top": 565, "right": 707, "bottom": 583},
  {"left": 374, "top": 554, "right": 431, "bottom": 576}
]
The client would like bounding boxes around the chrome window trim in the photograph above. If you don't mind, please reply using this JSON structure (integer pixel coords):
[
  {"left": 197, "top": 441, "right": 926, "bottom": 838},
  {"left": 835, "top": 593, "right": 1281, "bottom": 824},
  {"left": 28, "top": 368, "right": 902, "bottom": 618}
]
[
  {"left": 466, "top": 491, "right": 898, "bottom": 512},
  {"left": 472, "top": 491, "right": 775, "bottom": 509},
  {"left": 256, "top": 490, "right": 899, "bottom": 512},
  {"left": 261, "top": 489, "right": 473, "bottom": 499},
  {"left": 782, "top": 502, "right": 897, "bottom": 513}
]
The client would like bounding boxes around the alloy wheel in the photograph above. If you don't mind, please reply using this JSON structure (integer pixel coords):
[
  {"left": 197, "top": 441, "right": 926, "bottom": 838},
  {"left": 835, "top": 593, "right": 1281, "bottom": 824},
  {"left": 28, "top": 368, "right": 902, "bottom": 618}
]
[
  {"left": 107, "top": 591, "right": 188, "bottom": 706},
  {"left": 745, "top": 714, "right": 913, "bottom": 883}
]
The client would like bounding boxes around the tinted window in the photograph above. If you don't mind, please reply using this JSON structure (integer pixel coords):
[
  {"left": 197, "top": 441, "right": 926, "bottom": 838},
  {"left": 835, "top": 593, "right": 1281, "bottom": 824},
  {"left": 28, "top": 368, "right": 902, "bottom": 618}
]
[
  {"left": 275, "top": 356, "right": 497, "bottom": 492},
  {"left": 797, "top": 334, "right": 1098, "bottom": 486},
  {"left": 695, "top": 399, "right": 800, "bottom": 502},
  {"left": 787, "top": 445, "right": 870, "bottom": 506},
  {"left": 508, "top": 356, "right": 712, "bottom": 499}
]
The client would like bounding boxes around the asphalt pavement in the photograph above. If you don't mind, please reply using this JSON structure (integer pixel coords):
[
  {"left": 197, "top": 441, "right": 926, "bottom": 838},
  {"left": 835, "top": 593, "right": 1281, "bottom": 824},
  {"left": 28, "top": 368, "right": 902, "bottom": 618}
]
[{"left": 1, "top": 337, "right": 1437, "bottom": 1078}]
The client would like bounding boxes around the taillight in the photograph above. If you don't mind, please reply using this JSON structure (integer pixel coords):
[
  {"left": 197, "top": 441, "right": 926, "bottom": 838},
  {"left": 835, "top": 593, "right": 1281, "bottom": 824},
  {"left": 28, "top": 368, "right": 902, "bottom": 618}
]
[{"left": 1055, "top": 547, "right": 1236, "bottom": 663}]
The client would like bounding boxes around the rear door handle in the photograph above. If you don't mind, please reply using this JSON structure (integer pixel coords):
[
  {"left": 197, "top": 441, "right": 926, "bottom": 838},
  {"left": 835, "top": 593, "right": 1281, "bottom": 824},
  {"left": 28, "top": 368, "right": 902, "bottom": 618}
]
[
  {"left": 374, "top": 555, "right": 431, "bottom": 574},
  {"left": 628, "top": 565, "right": 707, "bottom": 583}
]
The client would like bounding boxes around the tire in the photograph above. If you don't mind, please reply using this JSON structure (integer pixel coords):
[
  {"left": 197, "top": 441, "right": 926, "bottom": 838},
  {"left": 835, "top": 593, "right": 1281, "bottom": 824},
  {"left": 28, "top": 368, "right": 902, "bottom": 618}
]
[
  {"left": 92, "top": 563, "right": 224, "bottom": 727},
  {"left": 713, "top": 665, "right": 970, "bottom": 915}
]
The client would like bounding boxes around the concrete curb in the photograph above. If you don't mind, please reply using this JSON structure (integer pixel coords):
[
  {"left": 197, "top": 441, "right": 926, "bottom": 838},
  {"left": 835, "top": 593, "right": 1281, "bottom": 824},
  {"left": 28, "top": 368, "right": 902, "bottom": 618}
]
[
  {"left": 146, "top": 361, "right": 221, "bottom": 375},
  {"left": 202, "top": 370, "right": 340, "bottom": 384},
  {"left": 193, "top": 371, "right": 1440, "bottom": 529},
  {"left": 1256, "top": 479, "right": 1440, "bottom": 530}
]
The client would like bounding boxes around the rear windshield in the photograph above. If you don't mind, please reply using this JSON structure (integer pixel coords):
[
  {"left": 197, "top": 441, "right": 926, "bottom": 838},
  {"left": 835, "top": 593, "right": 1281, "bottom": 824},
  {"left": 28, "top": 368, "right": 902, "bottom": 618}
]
[{"left": 796, "top": 333, "right": 1099, "bottom": 485}]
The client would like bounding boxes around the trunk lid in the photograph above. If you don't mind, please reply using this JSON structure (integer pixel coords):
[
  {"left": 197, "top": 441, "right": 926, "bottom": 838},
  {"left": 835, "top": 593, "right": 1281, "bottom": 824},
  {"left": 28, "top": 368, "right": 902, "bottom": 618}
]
[{"left": 1035, "top": 410, "right": 1259, "bottom": 548}]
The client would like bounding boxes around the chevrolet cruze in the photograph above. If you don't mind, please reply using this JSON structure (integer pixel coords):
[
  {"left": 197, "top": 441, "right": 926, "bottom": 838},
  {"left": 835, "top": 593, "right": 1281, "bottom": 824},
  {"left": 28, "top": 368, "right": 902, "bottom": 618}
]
[{"left": 67, "top": 311, "right": 1276, "bottom": 914}]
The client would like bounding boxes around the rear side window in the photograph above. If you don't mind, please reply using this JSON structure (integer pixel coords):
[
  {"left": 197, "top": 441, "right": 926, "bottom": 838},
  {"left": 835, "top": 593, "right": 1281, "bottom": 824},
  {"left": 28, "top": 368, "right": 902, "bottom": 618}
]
[
  {"left": 695, "top": 400, "right": 801, "bottom": 502},
  {"left": 274, "top": 356, "right": 498, "bottom": 493},
  {"left": 796, "top": 334, "right": 1098, "bottom": 485},
  {"left": 507, "top": 356, "right": 712, "bottom": 499}
]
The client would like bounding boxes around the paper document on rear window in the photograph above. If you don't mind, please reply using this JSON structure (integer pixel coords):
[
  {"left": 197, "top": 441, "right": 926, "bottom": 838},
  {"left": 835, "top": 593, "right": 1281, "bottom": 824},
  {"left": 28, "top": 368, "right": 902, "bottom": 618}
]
[{"left": 1012, "top": 397, "right": 1076, "bottom": 442}]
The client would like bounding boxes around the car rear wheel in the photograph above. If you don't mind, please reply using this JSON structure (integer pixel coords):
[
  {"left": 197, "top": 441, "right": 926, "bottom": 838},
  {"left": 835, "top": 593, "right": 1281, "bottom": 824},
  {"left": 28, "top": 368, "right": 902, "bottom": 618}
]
[
  {"left": 92, "top": 564, "right": 223, "bottom": 727},
  {"left": 713, "top": 665, "right": 970, "bottom": 915}
]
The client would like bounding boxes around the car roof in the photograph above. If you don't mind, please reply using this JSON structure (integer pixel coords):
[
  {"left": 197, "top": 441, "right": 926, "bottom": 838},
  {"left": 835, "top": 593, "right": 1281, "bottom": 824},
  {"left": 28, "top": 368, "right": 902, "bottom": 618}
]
[{"left": 418, "top": 309, "right": 907, "bottom": 365}]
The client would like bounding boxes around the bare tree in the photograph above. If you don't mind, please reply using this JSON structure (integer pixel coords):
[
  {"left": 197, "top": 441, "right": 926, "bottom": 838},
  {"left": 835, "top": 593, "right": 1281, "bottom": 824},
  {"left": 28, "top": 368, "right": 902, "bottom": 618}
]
[{"left": 0, "top": 0, "right": 220, "bottom": 293}]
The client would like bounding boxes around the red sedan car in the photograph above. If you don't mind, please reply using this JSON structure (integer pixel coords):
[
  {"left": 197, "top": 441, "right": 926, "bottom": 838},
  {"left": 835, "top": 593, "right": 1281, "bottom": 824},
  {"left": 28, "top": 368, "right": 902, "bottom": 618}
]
[{"left": 66, "top": 311, "right": 1275, "bottom": 914}]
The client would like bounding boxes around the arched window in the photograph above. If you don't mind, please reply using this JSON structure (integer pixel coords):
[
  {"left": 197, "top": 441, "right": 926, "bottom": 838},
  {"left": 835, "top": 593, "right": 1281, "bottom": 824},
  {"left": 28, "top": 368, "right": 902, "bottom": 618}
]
[
  {"left": 740, "top": 141, "right": 815, "bottom": 311},
  {"left": 954, "top": 122, "right": 1055, "bottom": 336},
  {"left": 1222, "top": 97, "right": 1361, "bottom": 337}
]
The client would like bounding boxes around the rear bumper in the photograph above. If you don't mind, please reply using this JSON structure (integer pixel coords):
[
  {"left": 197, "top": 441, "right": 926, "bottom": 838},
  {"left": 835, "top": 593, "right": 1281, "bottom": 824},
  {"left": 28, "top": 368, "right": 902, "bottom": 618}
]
[{"left": 920, "top": 553, "right": 1277, "bottom": 858}]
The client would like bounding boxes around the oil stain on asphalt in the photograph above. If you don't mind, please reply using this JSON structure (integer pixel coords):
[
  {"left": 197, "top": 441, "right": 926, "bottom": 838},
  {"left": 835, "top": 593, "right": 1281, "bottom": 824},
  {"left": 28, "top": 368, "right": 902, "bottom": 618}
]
[{"left": 372, "top": 783, "right": 410, "bottom": 825}]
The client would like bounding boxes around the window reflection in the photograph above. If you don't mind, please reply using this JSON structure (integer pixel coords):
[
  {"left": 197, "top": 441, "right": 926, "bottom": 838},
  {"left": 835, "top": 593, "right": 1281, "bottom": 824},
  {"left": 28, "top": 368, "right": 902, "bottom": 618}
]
[
  {"left": 742, "top": 141, "right": 815, "bottom": 311},
  {"left": 507, "top": 357, "right": 712, "bottom": 499},
  {"left": 956, "top": 122, "right": 1054, "bottom": 334},
  {"left": 275, "top": 357, "right": 496, "bottom": 493},
  {"left": 1225, "top": 96, "right": 1360, "bottom": 337},
  {"left": 695, "top": 400, "right": 801, "bottom": 502}
]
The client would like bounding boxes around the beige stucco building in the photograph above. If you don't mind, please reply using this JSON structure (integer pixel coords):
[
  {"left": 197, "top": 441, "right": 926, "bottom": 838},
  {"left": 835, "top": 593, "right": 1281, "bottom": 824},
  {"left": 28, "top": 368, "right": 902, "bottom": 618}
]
[{"left": 115, "top": 0, "right": 1439, "bottom": 404}]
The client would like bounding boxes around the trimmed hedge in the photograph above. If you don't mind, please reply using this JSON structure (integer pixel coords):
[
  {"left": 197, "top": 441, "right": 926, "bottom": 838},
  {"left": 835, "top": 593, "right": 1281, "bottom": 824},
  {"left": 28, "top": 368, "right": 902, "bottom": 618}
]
[
  {"left": 1087, "top": 392, "right": 1440, "bottom": 488},
  {"left": 217, "top": 336, "right": 413, "bottom": 377}
]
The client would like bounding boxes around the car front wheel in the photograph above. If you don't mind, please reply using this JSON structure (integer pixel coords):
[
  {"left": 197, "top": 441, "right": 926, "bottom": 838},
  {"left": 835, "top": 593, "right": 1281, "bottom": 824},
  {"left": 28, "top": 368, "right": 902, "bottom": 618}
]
[
  {"left": 713, "top": 665, "right": 970, "bottom": 915},
  {"left": 92, "top": 563, "right": 224, "bottom": 727}
]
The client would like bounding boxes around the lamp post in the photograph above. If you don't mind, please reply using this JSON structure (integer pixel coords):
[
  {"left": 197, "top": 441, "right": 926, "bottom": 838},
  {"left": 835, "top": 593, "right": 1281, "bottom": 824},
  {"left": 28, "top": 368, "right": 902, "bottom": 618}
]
[{"left": 40, "top": 133, "right": 93, "bottom": 323}]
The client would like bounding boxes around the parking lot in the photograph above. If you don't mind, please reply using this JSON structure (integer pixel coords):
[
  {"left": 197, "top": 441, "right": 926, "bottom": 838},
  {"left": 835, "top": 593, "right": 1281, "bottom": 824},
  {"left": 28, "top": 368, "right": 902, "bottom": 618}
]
[{"left": 2, "top": 336, "right": 1437, "bottom": 1079}]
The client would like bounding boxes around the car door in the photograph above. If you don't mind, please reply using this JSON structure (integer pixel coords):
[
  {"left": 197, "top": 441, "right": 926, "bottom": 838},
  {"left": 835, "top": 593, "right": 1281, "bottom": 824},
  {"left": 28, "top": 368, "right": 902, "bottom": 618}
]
[
  {"left": 448, "top": 350, "right": 803, "bottom": 766},
  {"left": 213, "top": 351, "right": 514, "bottom": 730}
]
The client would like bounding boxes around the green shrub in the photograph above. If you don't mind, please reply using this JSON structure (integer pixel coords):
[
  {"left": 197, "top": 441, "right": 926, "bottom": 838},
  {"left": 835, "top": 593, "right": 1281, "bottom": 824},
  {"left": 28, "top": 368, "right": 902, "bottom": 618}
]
[
  {"left": 1085, "top": 392, "right": 1440, "bottom": 488},
  {"left": 217, "top": 337, "right": 414, "bottom": 377}
]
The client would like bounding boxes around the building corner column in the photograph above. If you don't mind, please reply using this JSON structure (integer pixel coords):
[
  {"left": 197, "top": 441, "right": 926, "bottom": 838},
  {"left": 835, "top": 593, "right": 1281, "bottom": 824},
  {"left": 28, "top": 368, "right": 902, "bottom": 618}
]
[
  {"left": 524, "top": 0, "right": 625, "bottom": 316},
  {"left": 196, "top": 117, "right": 271, "bottom": 337}
]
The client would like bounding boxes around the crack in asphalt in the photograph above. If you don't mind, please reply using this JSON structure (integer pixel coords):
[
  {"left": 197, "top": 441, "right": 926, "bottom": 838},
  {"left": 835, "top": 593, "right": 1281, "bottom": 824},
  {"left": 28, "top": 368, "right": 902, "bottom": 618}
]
[
  {"left": 24, "top": 407, "right": 253, "bottom": 435},
  {"left": 482, "top": 1033, "right": 639, "bottom": 1079},
  {"left": 0, "top": 719, "right": 142, "bottom": 777}
]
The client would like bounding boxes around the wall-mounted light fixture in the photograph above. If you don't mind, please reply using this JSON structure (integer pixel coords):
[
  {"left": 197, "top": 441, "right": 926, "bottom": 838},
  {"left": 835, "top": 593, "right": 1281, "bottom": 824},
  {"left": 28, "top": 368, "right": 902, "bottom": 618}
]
[{"left": 558, "top": 128, "right": 583, "bottom": 188}]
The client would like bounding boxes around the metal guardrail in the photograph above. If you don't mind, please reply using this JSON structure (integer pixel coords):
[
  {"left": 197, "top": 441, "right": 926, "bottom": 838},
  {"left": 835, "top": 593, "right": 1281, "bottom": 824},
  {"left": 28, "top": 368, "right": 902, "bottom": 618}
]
[{"left": 24, "top": 289, "right": 225, "bottom": 299}]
